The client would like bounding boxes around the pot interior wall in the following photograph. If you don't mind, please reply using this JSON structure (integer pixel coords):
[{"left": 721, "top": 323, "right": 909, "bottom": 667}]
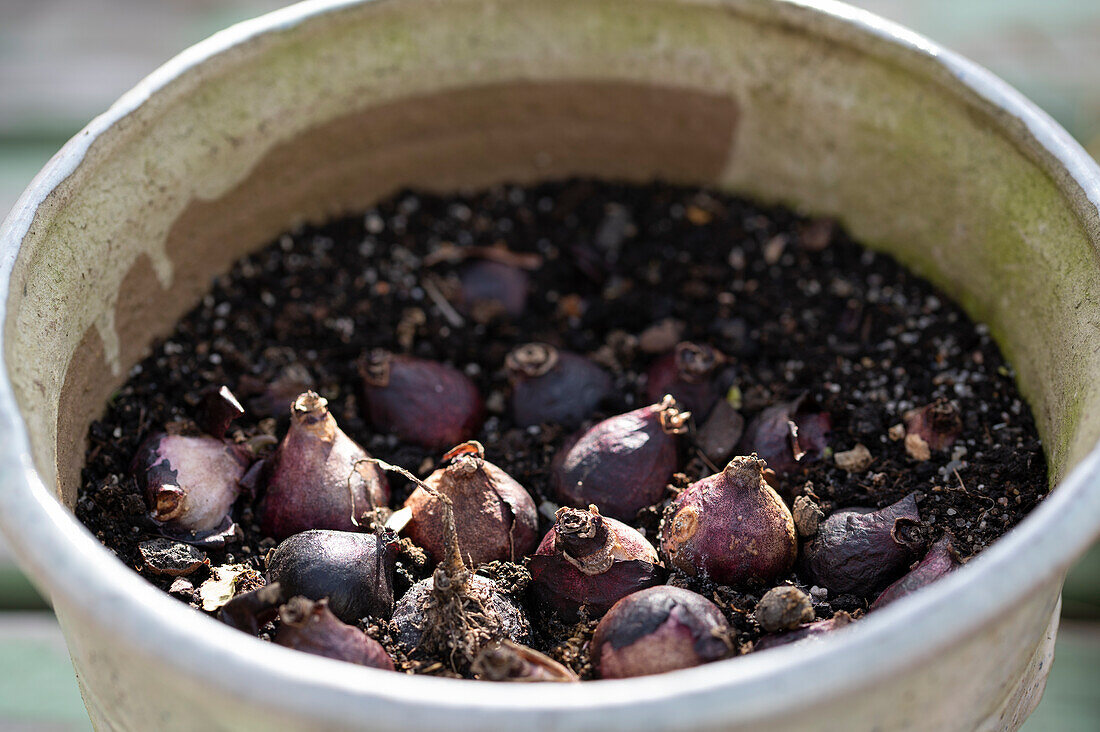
[{"left": 4, "top": 0, "right": 1099, "bottom": 513}]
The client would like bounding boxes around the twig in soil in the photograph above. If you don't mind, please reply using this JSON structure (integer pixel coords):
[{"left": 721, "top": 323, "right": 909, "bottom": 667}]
[
  {"left": 952, "top": 469, "right": 995, "bottom": 526},
  {"left": 695, "top": 448, "right": 720, "bottom": 476},
  {"left": 951, "top": 469, "right": 995, "bottom": 506},
  {"left": 422, "top": 276, "right": 465, "bottom": 328}
]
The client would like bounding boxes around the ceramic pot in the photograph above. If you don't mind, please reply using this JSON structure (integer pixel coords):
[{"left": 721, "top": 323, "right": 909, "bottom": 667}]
[{"left": 1, "top": 0, "right": 1098, "bottom": 729}]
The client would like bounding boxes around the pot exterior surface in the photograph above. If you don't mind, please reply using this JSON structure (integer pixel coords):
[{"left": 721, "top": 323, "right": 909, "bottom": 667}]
[
  {"left": 1, "top": 1, "right": 1099, "bottom": 731},
  {"left": 54, "top": 581, "right": 1063, "bottom": 732}
]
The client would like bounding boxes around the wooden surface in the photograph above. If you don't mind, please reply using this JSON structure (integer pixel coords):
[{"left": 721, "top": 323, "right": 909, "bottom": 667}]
[{"left": 0, "top": 1, "right": 1097, "bottom": 729}]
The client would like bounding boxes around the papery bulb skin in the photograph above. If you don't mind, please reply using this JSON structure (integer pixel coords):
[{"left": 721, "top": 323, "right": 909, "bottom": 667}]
[
  {"left": 792, "top": 494, "right": 824, "bottom": 538},
  {"left": 259, "top": 392, "right": 389, "bottom": 541},
  {"left": 275, "top": 597, "right": 395, "bottom": 670},
  {"left": 267, "top": 530, "right": 398, "bottom": 622},
  {"left": 803, "top": 493, "right": 925, "bottom": 597},
  {"left": 528, "top": 505, "right": 664, "bottom": 621},
  {"left": 871, "top": 534, "right": 962, "bottom": 610},
  {"left": 754, "top": 612, "right": 853, "bottom": 651},
  {"left": 507, "top": 344, "right": 613, "bottom": 428},
  {"left": 591, "top": 586, "right": 730, "bottom": 679},
  {"left": 197, "top": 385, "right": 245, "bottom": 439},
  {"left": 660, "top": 455, "right": 797, "bottom": 586},
  {"left": 551, "top": 396, "right": 689, "bottom": 521},
  {"left": 738, "top": 395, "right": 831, "bottom": 473},
  {"left": 645, "top": 342, "right": 724, "bottom": 419},
  {"left": 404, "top": 442, "right": 538, "bottom": 566},
  {"left": 360, "top": 350, "right": 484, "bottom": 449},
  {"left": 472, "top": 640, "right": 579, "bottom": 683},
  {"left": 903, "top": 399, "right": 963, "bottom": 452},
  {"left": 391, "top": 573, "right": 531, "bottom": 654},
  {"left": 132, "top": 432, "right": 248, "bottom": 534},
  {"left": 457, "top": 259, "right": 529, "bottom": 321},
  {"left": 218, "top": 583, "right": 284, "bottom": 636}
]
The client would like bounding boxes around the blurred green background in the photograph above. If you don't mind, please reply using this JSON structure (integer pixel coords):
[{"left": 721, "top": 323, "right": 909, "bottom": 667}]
[{"left": 0, "top": 1, "right": 1097, "bottom": 729}]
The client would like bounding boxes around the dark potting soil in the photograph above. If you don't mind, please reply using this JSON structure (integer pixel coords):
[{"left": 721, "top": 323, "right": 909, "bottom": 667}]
[{"left": 76, "top": 179, "right": 1046, "bottom": 678}]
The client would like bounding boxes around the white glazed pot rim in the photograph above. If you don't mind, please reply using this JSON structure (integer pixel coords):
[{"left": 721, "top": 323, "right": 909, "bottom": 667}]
[{"left": 1, "top": 0, "right": 1100, "bottom": 726}]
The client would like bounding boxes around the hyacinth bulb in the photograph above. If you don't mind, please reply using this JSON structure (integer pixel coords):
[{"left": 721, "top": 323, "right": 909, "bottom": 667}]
[
  {"left": 803, "top": 493, "right": 925, "bottom": 597},
  {"left": 661, "top": 455, "right": 797, "bottom": 586},
  {"left": 391, "top": 572, "right": 530, "bottom": 661},
  {"left": 738, "top": 394, "right": 831, "bottom": 473},
  {"left": 645, "top": 342, "right": 725, "bottom": 419},
  {"left": 241, "top": 364, "right": 314, "bottom": 420},
  {"left": 404, "top": 441, "right": 538, "bottom": 566},
  {"left": 471, "top": 640, "right": 579, "bottom": 683},
  {"left": 551, "top": 396, "right": 689, "bottom": 521},
  {"left": 267, "top": 529, "right": 398, "bottom": 623},
  {"left": 259, "top": 392, "right": 390, "bottom": 541},
  {"left": 590, "top": 586, "right": 730, "bottom": 679},
  {"left": 131, "top": 432, "right": 248, "bottom": 540},
  {"left": 389, "top": 468, "right": 531, "bottom": 671},
  {"left": 754, "top": 612, "right": 853, "bottom": 652},
  {"left": 275, "top": 597, "right": 394, "bottom": 670},
  {"left": 528, "top": 505, "right": 664, "bottom": 621},
  {"left": 870, "top": 534, "right": 962, "bottom": 610},
  {"left": 506, "top": 343, "right": 612, "bottom": 428},
  {"left": 695, "top": 399, "right": 745, "bottom": 466},
  {"left": 457, "top": 259, "right": 529, "bottom": 321},
  {"left": 360, "top": 350, "right": 484, "bottom": 449}
]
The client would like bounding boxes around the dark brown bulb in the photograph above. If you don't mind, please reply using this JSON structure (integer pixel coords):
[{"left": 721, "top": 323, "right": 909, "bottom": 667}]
[
  {"left": 803, "top": 493, "right": 925, "bottom": 597},
  {"left": 551, "top": 396, "right": 689, "bottom": 521},
  {"left": 661, "top": 455, "right": 797, "bottom": 586},
  {"left": 404, "top": 441, "right": 538, "bottom": 566},
  {"left": 591, "top": 586, "right": 730, "bottom": 679},
  {"left": 259, "top": 392, "right": 389, "bottom": 541},
  {"left": 267, "top": 530, "right": 398, "bottom": 623},
  {"left": 131, "top": 432, "right": 248, "bottom": 537},
  {"left": 645, "top": 342, "right": 725, "bottom": 419},
  {"left": 275, "top": 597, "right": 394, "bottom": 670},
  {"left": 506, "top": 344, "right": 612, "bottom": 428},
  {"left": 360, "top": 350, "right": 484, "bottom": 449},
  {"left": 528, "top": 505, "right": 664, "bottom": 621}
]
